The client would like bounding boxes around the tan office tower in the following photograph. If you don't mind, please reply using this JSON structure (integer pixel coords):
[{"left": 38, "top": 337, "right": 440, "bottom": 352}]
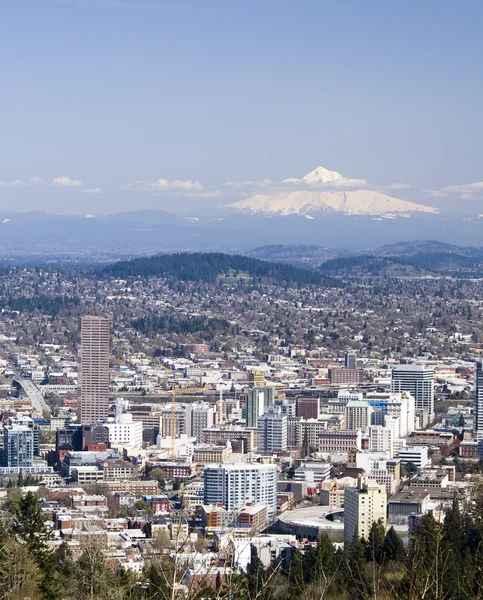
[{"left": 80, "top": 316, "right": 110, "bottom": 425}]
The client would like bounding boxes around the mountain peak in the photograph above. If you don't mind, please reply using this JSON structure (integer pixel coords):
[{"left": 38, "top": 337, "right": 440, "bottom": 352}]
[
  {"left": 302, "top": 166, "right": 344, "bottom": 184},
  {"left": 283, "top": 166, "right": 345, "bottom": 185}
]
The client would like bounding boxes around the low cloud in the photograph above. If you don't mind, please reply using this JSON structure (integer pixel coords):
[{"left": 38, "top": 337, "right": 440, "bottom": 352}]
[
  {"left": 0, "top": 176, "right": 84, "bottom": 188},
  {"left": 125, "top": 178, "right": 203, "bottom": 193},
  {"left": 423, "top": 181, "right": 483, "bottom": 199},
  {"left": 283, "top": 176, "right": 369, "bottom": 189},
  {"left": 380, "top": 182, "right": 411, "bottom": 191},
  {"left": 52, "top": 176, "right": 83, "bottom": 187},
  {"left": 223, "top": 179, "right": 273, "bottom": 189},
  {"left": 80, "top": 187, "right": 104, "bottom": 194}
]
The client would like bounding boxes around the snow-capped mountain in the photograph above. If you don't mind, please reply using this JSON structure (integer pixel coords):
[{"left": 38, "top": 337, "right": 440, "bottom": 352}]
[{"left": 222, "top": 166, "right": 439, "bottom": 217}]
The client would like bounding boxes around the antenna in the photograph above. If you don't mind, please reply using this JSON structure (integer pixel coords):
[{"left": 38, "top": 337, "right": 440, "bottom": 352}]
[{"left": 171, "top": 384, "right": 176, "bottom": 463}]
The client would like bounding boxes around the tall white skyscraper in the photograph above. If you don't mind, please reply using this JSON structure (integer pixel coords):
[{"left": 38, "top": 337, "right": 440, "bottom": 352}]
[
  {"left": 203, "top": 463, "right": 278, "bottom": 517},
  {"left": 391, "top": 365, "right": 434, "bottom": 425},
  {"left": 80, "top": 316, "right": 110, "bottom": 425}
]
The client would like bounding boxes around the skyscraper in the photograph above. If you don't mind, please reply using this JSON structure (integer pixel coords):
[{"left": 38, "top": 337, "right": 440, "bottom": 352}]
[
  {"left": 474, "top": 359, "right": 483, "bottom": 437},
  {"left": 257, "top": 409, "right": 288, "bottom": 452},
  {"left": 391, "top": 365, "right": 434, "bottom": 426},
  {"left": 345, "top": 351, "right": 357, "bottom": 370},
  {"left": 245, "top": 387, "right": 276, "bottom": 427},
  {"left": 80, "top": 316, "right": 110, "bottom": 425},
  {"left": 245, "top": 388, "right": 265, "bottom": 428},
  {"left": 345, "top": 399, "right": 373, "bottom": 432}
]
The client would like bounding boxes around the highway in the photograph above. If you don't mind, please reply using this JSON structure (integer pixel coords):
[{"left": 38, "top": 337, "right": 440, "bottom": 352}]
[{"left": 14, "top": 374, "right": 50, "bottom": 415}]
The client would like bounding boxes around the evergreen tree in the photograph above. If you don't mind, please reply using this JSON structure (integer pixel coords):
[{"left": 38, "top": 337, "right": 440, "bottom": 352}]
[
  {"left": 383, "top": 526, "right": 406, "bottom": 562},
  {"left": 11, "top": 492, "right": 50, "bottom": 555},
  {"left": 145, "top": 557, "right": 176, "bottom": 600},
  {"left": 345, "top": 537, "right": 372, "bottom": 598},
  {"left": 365, "top": 520, "right": 386, "bottom": 564}
]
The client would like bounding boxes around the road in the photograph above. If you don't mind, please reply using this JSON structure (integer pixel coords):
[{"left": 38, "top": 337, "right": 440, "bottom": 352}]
[{"left": 14, "top": 374, "right": 50, "bottom": 415}]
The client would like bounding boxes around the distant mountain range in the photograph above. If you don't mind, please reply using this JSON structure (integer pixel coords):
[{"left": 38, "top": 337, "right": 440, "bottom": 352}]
[
  {"left": 222, "top": 166, "right": 439, "bottom": 217},
  {"left": 248, "top": 240, "right": 483, "bottom": 277},
  {"left": 0, "top": 188, "right": 482, "bottom": 263}
]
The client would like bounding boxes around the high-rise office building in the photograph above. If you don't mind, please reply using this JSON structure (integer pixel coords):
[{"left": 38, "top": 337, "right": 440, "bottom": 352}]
[
  {"left": 391, "top": 365, "right": 434, "bottom": 426},
  {"left": 3, "top": 417, "right": 34, "bottom": 468},
  {"left": 296, "top": 397, "right": 320, "bottom": 419},
  {"left": 186, "top": 402, "right": 216, "bottom": 442},
  {"left": 344, "top": 475, "right": 387, "bottom": 545},
  {"left": 160, "top": 407, "right": 186, "bottom": 438},
  {"left": 345, "top": 399, "right": 373, "bottom": 432},
  {"left": 203, "top": 463, "right": 278, "bottom": 517},
  {"left": 345, "top": 351, "right": 357, "bottom": 370},
  {"left": 257, "top": 410, "right": 287, "bottom": 453},
  {"left": 80, "top": 316, "right": 110, "bottom": 425},
  {"left": 245, "top": 387, "right": 276, "bottom": 427},
  {"left": 474, "top": 359, "right": 483, "bottom": 437},
  {"left": 246, "top": 388, "right": 265, "bottom": 428}
]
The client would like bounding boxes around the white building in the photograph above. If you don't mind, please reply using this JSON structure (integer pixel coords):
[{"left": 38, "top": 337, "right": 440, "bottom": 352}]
[
  {"left": 398, "top": 446, "right": 429, "bottom": 470},
  {"left": 368, "top": 425, "right": 393, "bottom": 458},
  {"left": 257, "top": 410, "right": 287, "bottom": 453},
  {"left": 338, "top": 390, "right": 363, "bottom": 405},
  {"left": 367, "top": 391, "right": 416, "bottom": 438},
  {"left": 294, "top": 460, "right": 331, "bottom": 484},
  {"left": 203, "top": 463, "right": 278, "bottom": 518},
  {"left": 156, "top": 434, "right": 196, "bottom": 459},
  {"left": 344, "top": 475, "right": 387, "bottom": 545},
  {"left": 102, "top": 400, "right": 143, "bottom": 448}
]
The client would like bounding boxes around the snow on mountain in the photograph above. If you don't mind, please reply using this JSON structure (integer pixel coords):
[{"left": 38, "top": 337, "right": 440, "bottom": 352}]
[
  {"left": 284, "top": 166, "right": 344, "bottom": 184},
  {"left": 222, "top": 166, "right": 439, "bottom": 217}
]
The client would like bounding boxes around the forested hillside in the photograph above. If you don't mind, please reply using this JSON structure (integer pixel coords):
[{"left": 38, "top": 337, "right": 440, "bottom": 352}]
[{"left": 102, "top": 252, "right": 336, "bottom": 286}]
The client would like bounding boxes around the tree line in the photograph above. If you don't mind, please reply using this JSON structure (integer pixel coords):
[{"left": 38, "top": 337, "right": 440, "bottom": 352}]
[{"left": 0, "top": 294, "right": 81, "bottom": 316}]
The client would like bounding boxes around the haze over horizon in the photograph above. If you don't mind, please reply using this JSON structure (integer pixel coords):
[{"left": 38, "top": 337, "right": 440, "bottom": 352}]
[{"left": 2, "top": 0, "right": 483, "bottom": 215}]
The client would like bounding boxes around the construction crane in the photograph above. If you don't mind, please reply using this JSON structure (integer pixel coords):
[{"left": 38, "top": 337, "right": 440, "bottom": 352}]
[{"left": 171, "top": 384, "right": 176, "bottom": 463}]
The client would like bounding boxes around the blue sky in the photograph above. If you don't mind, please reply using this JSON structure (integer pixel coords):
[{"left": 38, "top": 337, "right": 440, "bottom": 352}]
[{"left": 1, "top": 0, "right": 483, "bottom": 214}]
